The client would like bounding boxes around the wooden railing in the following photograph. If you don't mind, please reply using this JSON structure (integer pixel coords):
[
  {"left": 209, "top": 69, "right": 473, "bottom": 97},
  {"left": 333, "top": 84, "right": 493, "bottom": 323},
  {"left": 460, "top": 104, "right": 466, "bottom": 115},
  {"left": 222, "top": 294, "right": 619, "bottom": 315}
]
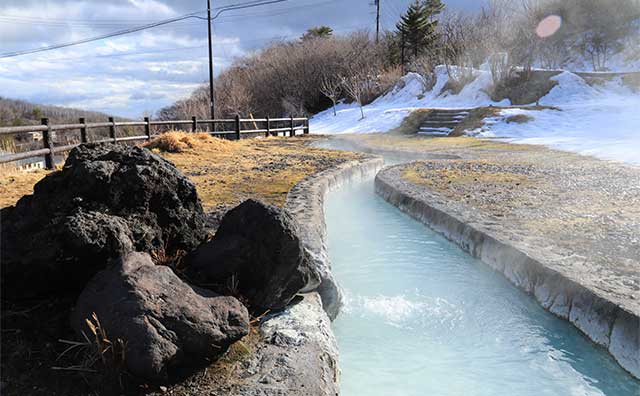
[{"left": 0, "top": 115, "right": 309, "bottom": 169}]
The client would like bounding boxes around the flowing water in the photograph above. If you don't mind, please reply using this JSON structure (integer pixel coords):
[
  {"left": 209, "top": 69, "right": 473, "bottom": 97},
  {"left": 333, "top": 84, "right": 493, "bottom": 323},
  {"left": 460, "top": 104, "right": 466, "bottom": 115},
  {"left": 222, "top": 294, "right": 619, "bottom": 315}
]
[{"left": 325, "top": 176, "right": 639, "bottom": 396}]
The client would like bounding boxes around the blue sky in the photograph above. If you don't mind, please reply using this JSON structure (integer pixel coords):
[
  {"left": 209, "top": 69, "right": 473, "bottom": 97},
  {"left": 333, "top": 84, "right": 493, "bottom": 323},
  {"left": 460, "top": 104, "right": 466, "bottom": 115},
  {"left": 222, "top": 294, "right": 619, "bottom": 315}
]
[{"left": 0, "top": 0, "right": 487, "bottom": 118}]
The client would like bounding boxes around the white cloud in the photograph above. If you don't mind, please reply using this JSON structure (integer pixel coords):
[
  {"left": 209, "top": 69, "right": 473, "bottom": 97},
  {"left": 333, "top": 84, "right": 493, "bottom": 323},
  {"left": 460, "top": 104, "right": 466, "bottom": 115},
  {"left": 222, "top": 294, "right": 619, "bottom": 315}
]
[{"left": 128, "top": 0, "right": 174, "bottom": 16}]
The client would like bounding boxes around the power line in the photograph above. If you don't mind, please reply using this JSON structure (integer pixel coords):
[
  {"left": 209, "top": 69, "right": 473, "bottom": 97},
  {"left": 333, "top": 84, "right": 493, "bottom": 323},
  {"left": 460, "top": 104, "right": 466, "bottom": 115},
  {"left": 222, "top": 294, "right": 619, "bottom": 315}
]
[
  {"left": 0, "top": 0, "right": 287, "bottom": 59},
  {"left": 204, "top": 0, "right": 340, "bottom": 23},
  {"left": 212, "top": 0, "right": 287, "bottom": 19},
  {"left": 0, "top": 12, "right": 207, "bottom": 59}
]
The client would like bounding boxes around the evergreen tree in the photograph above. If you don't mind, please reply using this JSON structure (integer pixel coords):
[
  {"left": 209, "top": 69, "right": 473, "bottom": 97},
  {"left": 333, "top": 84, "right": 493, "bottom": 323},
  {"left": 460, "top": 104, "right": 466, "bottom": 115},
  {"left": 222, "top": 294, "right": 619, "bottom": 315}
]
[
  {"left": 396, "top": 0, "right": 445, "bottom": 59},
  {"left": 301, "top": 26, "right": 334, "bottom": 41}
]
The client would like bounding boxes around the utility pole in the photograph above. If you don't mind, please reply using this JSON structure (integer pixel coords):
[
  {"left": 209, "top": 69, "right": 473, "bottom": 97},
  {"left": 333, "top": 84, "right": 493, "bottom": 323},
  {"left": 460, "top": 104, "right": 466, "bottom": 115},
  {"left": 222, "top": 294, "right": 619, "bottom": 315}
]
[
  {"left": 375, "top": 0, "right": 380, "bottom": 43},
  {"left": 207, "top": 0, "right": 215, "bottom": 121}
]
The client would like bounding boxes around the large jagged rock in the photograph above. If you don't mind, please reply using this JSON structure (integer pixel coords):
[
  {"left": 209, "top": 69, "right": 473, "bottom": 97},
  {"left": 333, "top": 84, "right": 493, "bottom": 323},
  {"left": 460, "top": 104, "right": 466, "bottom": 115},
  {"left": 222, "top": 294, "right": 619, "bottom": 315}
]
[
  {"left": 1, "top": 144, "right": 207, "bottom": 298},
  {"left": 185, "top": 199, "right": 321, "bottom": 315},
  {"left": 72, "top": 252, "right": 249, "bottom": 383}
]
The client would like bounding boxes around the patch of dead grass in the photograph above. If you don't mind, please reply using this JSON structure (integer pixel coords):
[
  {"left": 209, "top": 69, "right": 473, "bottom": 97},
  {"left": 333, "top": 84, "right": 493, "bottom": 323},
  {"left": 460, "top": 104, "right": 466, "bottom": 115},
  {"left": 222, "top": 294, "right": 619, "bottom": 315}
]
[
  {"left": 0, "top": 134, "right": 360, "bottom": 212},
  {"left": 143, "top": 131, "right": 232, "bottom": 153},
  {"left": 402, "top": 161, "right": 531, "bottom": 191},
  {"left": 506, "top": 114, "right": 534, "bottom": 124},
  {"left": 0, "top": 168, "right": 52, "bottom": 208},
  {"left": 157, "top": 135, "right": 361, "bottom": 210},
  {"left": 357, "top": 134, "right": 538, "bottom": 153},
  {"left": 387, "top": 109, "right": 433, "bottom": 135}
]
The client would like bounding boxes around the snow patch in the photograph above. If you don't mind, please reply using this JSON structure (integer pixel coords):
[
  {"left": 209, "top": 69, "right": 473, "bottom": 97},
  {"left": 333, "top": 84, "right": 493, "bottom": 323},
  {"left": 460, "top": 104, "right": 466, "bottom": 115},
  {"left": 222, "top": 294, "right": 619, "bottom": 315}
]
[
  {"left": 475, "top": 73, "right": 640, "bottom": 165},
  {"left": 310, "top": 66, "right": 505, "bottom": 135},
  {"left": 311, "top": 65, "right": 640, "bottom": 166}
]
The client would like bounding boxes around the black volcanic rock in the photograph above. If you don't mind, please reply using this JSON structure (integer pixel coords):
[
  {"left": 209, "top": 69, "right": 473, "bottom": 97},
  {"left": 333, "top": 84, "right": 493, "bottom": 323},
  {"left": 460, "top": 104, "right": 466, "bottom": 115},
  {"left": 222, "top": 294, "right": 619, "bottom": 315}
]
[
  {"left": 185, "top": 199, "right": 321, "bottom": 315},
  {"left": 1, "top": 143, "right": 207, "bottom": 298},
  {"left": 72, "top": 252, "right": 249, "bottom": 383}
]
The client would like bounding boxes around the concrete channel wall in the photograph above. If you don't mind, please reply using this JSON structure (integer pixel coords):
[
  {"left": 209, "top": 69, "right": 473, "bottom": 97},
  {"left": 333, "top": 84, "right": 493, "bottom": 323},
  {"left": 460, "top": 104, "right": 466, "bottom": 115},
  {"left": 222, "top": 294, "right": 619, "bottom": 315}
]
[
  {"left": 375, "top": 166, "right": 639, "bottom": 380},
  {"left": 237, "top": 156, "right": 383, "bottom": 395}
]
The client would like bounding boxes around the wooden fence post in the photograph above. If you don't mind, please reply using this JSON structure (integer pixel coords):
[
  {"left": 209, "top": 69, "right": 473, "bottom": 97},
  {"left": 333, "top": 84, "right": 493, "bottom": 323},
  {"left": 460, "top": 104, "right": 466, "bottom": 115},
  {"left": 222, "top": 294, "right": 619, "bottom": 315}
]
[
  {"left": 144, "top": 117, "right": 152, "bottom": 140},
  {"left": 235, "top": 115, "right": 241, "bottom": 140},
  {"left": 192, "top": 116, "right": 198, "bottom": 132},
  {"left": 79, "top": 117, "right": 88, "bottom": 143},
  {"left": 265, "top": 116, "right": 270, "bottom": 137},
  {"left": 108, "top": 117, "right": 117, "bottom": 143},
  {"left": 41, "top": 118, "right": 54, "bottom": 170},
  {"left": 304, "top": 118, "right": 310, "bottom": 135},
  {"left": 289, "top": 116, "right": 295, "bottom": 137}
]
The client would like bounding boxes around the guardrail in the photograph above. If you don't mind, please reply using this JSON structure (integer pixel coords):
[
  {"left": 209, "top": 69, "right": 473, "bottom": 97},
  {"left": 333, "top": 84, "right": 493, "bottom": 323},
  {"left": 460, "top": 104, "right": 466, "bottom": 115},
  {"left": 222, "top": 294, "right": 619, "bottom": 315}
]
[{"left": 0, "top": 115, "right": 309, "bottom": 169}]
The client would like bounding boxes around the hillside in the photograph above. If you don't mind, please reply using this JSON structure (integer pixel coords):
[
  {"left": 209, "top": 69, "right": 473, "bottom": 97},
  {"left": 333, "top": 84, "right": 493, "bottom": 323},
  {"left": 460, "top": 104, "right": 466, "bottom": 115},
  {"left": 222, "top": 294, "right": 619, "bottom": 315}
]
[
  {"left": 310, "top": 67, "right": 640, "bottom": 166},
  {"left": 0, "top": 97, "right": 123, "bottom": 127}
]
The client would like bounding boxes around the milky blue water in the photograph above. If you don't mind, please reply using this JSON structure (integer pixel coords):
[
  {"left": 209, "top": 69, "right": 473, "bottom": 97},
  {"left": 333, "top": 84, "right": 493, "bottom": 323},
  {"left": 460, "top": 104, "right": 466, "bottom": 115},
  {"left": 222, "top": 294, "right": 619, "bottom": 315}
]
[{"left": 325, "top": 178, "right": 639, "bottom": 396}]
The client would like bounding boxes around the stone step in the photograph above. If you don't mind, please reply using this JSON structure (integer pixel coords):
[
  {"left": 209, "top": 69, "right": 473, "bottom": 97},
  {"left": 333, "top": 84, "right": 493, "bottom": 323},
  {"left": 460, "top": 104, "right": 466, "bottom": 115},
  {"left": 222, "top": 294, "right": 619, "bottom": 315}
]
[
  {"left": 430, "top": 111, "right": 469, "bottom": 115},
  {"left": 421, "top": 120, "right": 461, "bottom": 126},
  {"left": 429, "top": 108, "right": 472, "bottom": 113},
  {"left": 419, "top": 127, "right": 453, "bottom": 134},
  {"left": 418, "top": 131, "right": 451, "bottom": 137},
  {"left": 428, "top": 114, "right": 468, "bottom": 119}
]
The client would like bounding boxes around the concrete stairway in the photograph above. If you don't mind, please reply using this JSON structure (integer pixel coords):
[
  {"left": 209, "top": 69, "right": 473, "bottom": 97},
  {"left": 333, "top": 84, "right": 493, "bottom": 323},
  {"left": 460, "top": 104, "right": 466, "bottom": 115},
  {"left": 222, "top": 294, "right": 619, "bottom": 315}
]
[{"left": 418, "top": 109, "right": 471, "bottom": 136}]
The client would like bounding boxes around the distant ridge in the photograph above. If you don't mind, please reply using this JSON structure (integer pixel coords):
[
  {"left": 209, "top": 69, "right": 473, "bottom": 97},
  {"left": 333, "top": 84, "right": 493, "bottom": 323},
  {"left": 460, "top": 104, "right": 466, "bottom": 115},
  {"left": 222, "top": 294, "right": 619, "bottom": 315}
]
[{"left": 0, "top": 97, "right": 127, "bottom": 127}]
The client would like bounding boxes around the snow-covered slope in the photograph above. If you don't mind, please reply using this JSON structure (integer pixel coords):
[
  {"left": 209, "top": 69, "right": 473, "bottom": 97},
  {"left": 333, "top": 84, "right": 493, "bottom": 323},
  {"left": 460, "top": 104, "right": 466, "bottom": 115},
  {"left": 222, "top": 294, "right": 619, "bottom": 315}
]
[
  {"left": 311, "top": 66, "right": 508, "bottom": 135},
  {"left": 311, "top": 66, "right": 640, "bottom": 166},
  {"left": 472, "top": 72, "right": 640, "bottom": 165}
]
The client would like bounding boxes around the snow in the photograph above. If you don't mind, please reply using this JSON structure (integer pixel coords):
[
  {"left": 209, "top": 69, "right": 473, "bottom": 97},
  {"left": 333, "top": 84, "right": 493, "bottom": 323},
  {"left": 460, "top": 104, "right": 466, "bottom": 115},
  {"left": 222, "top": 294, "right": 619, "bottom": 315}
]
[
  {"left": 472, "top": 73, "right": 640, "bottom": 166},
  {"left": 311, "top": 65, "right": 640, "bottom": 166},
  {"left": 310, "top": 66, "right": 507, "bottom": 135}
]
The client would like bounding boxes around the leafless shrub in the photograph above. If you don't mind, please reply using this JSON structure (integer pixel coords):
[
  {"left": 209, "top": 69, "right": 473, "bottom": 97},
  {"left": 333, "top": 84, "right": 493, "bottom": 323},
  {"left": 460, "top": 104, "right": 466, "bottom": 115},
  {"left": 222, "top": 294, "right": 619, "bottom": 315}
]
[{"left": 158, "top": 30, "right": 397, "bottom": 120}]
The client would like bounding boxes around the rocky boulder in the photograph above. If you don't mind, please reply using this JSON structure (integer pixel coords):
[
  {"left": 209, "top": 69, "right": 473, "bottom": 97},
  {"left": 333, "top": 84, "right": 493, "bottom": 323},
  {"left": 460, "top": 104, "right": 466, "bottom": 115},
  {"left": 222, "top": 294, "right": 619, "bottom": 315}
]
[
  {"left": 1, "top": 144, "right": 207, "bottom": 298},
  {"left": 185, "top": 199, "right": 320, "bottom": 315},
  {"left": 72, "top": 252, "right": 249, "bottom": 383}
]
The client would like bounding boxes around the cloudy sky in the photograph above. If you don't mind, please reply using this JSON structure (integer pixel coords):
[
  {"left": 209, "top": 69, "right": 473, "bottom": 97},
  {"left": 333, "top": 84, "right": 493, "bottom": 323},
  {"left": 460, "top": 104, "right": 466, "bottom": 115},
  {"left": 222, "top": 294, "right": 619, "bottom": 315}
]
[{"left": 0, "top": 0, "right": 487, "bottom": 118}]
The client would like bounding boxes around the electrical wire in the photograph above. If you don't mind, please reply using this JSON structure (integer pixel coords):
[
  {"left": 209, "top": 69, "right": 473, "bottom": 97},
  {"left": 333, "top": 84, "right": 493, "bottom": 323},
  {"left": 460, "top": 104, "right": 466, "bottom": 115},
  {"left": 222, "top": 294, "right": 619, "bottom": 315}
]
[
  {"left": 0, "top": 12, "right": 206, "bottom": 59},
  {"left": 0, "top": 0, "right": 287, "bottom": 59}
]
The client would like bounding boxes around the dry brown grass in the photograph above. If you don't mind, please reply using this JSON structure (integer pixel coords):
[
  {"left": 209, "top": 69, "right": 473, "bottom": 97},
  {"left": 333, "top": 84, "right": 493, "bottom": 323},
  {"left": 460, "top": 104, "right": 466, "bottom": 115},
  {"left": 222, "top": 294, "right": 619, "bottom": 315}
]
[
  {"left": 450, "top": 107, "right": 501, "bottom": 136},
  {"left": 356, "top": 134, "right": 538, "bottom": 153},
  {"left": 143, "top": 131, "right": 232, "bottom": 153},
  {"left": 506, "top": 114, "right": 534, "bottom": 124},
  {"left": 154, "top": 135, "right": 361, "bottom": 210},
  {"left": 0, "top": 134, "right": 360, "bottom": 212},
  {"left": 387, "top": 109, "right": 433, "bottom": 135},
  {"left": 0, "top": 168, "right": 52, "bottom": 208},
  {"left": 403, "top": 161, "right": 531, "bottom": 192}
]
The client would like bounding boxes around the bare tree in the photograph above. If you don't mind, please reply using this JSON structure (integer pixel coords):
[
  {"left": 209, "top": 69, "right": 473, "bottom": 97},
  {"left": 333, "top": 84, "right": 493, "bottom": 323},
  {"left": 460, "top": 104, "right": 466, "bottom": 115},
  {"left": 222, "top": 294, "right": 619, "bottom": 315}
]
[{"left": 320, "top": 74, "right": 342, "bottom": 116}]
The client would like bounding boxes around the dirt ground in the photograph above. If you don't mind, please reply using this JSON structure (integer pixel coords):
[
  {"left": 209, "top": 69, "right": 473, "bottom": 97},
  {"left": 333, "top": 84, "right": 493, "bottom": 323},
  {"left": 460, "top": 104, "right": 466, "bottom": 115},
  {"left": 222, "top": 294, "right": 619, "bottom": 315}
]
[{"left": 0, "top": 134, "right": 362, "bottom": 396}]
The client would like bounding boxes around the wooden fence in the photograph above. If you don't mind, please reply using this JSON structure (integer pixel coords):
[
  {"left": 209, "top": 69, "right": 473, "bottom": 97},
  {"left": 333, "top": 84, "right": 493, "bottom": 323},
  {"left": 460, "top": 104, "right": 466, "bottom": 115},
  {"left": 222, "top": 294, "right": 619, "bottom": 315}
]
[{"left": 0, "top": 115, "right": 309, "bottom": 170}]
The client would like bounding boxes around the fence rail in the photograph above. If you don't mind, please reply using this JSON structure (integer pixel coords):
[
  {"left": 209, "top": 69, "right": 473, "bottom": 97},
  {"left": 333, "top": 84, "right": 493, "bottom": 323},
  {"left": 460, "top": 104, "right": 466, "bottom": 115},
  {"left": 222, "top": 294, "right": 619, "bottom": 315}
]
[{"left": 0, "top": 115, "right": 309, "bottom": 169}]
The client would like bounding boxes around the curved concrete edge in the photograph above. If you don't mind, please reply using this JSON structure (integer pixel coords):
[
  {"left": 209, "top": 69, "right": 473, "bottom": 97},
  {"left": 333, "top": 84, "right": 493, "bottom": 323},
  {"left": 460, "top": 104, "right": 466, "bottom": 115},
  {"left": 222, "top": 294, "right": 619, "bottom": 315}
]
[
  {"left": 285, "top": 156, "right": 385, "bottom": 319},
  {"left": 375, "top": 167, "right": 640, "bottom": 379},
  {"left": 210, "top": 157, "right": 382, "bottom": 395}
]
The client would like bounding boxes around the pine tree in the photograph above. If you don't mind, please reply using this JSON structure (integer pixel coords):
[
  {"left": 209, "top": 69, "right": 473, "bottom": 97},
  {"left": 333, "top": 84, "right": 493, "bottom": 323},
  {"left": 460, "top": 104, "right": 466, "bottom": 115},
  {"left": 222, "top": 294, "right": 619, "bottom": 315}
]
[
  {"left": 396, "top": 0, "right": 445, "bottom": 59},
  {"left": 301, "top": 26, "right": 334, "bottom": 41}
]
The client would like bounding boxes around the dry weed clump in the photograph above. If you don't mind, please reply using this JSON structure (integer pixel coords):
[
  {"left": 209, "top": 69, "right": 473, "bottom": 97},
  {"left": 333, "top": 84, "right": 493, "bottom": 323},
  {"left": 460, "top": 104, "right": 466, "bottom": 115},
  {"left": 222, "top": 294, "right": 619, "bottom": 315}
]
[
  {"left": 53, "top": 313, "right": 127, "bottom": 385},
  {"left": 144, "top": 131, "right": 231, "bottom": 153}
]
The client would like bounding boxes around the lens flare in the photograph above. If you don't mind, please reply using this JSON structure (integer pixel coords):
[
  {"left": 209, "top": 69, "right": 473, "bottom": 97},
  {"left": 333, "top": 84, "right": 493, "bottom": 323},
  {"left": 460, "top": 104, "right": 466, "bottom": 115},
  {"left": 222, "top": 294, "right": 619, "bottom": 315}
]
[{"left": 536, "top": 15, "right": 563, "bottom": 38}]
